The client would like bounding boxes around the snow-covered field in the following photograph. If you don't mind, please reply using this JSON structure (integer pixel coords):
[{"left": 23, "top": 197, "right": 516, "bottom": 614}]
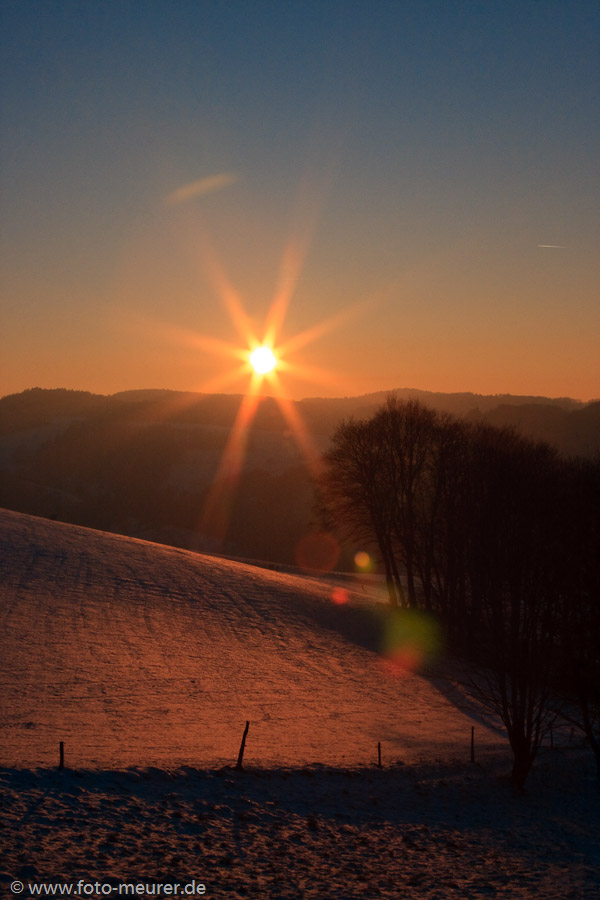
[{"left": 1, "top": 508, "right": 598, "bottom": 897}]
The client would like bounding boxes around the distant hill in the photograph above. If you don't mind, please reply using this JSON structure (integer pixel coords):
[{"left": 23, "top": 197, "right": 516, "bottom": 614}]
[
  {"left": 479, "top": 401, "right": 600, "bottom": 459},
  {"left": 297, "top": 388, "right": 589, "bottom": 436},
  {"left": 0, "top": 386, "right": 598, "bottom": 565}
]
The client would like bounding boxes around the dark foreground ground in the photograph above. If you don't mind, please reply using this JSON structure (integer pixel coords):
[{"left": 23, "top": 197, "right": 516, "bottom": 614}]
[{"left": 1, "top": 752, "right": 598, "bottom": 900}]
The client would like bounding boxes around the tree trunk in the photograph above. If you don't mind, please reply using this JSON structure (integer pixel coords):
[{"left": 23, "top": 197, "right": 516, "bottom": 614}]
[{"left": 510, "top": 751, "right": 534, "bottom": 791}]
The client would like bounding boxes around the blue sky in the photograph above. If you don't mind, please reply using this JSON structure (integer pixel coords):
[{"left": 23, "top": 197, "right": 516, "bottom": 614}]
[{"left": 1, "top": 1, "right": 599, "bottom": 399}]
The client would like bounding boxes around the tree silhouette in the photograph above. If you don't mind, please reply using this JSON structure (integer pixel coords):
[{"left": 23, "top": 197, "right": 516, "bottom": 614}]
[{"left": 318, "top": 397, "right": 585, "bottom": 788}]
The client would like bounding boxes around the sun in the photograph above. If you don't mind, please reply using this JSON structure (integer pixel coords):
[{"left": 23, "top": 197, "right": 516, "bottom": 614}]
[{"left": 249, "top": 345, "right": 277, "bottom": 375}]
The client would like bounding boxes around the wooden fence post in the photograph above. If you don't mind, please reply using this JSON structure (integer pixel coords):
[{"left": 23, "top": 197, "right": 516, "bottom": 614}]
[
  {"left": 59, "top": 741, "right": 64, "bottom": 770},
  {"left": 236, "top": 721, "right": 250, "bottom": 770}
]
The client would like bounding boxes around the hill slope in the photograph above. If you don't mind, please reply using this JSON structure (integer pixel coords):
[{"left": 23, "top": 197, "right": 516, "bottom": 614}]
[{"left": 0, "top": 508, "right": 502, "bottom": 769}]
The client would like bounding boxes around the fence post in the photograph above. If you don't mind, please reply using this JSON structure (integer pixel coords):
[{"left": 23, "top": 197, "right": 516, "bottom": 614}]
[
  {"left": 59, "top": 741, "right": 64, "bottom": 770},
  {"left": 236, "top": 721, "right": 250, "bottom": 770},
  {"left": 470, "top": 726, "right": 475, "bottom": 763},
  {"left": 377, "top": 741, "right": 382, "bottom": 768}
]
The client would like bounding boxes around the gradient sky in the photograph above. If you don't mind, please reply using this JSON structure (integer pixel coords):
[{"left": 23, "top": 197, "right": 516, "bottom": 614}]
[{"left": 1, "top": 0, "right": 599, "bottom": 401}]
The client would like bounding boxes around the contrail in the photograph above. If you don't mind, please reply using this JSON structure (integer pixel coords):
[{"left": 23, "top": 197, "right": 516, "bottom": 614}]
[{"left": 537, "top": 244, "right": 566, "bottom": 249}]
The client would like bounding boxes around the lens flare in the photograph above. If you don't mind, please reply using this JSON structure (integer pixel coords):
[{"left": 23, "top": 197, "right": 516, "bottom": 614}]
[
  {"left": 331, "top": 587, "right": 350, "bottom": 605},
  {"left": 154, "top": 174, "right": 370, "bottom": 550},
  {"left": 381, "top": 609, "right": 442, "bottom": 675},
  {"left": 354, "top": 550, "right": 372, "bottom": 571}
]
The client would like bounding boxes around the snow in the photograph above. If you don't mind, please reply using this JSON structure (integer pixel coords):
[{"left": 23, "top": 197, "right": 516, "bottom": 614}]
[{"left": 1, "top": 507, "right": 598, "bottom": 897}]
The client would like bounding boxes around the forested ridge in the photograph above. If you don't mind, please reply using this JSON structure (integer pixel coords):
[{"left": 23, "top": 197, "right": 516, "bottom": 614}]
[{"left": 0, "top": 386, "right": 598, "bottom": 568}]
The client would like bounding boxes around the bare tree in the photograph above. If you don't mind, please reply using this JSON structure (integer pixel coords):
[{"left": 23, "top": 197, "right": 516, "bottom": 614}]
[
  {"left": 371, "top": 397, "right": 437, "bottom": 607},
  {"left": 317, "top": 415, "right": 403, "bottom": 605},
  {"left": 318, "top": 397, "right": 446, "bottom": 607}
]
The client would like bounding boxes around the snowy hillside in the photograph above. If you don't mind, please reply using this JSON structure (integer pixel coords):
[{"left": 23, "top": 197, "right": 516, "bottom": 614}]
[
  {"left": 0, "top": 507, "right": 502, "bottom": 770},
  {"left": 1, "top": 508, "right": 599, "bottom": 897}
]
